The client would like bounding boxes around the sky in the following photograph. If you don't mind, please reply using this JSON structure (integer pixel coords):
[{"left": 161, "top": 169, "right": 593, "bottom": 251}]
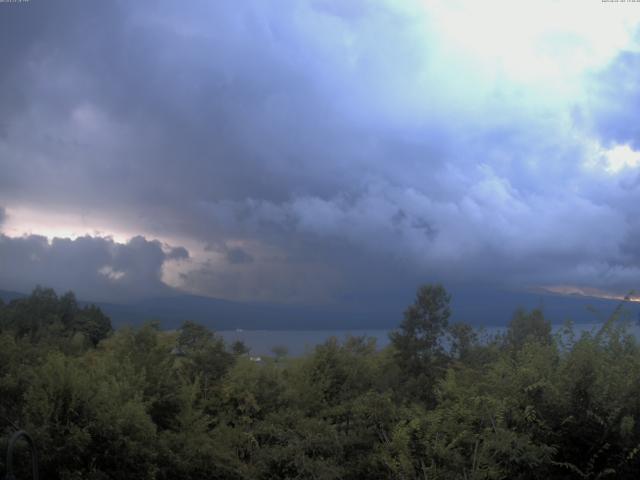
[{"left": 1, "top": 0, "right": 640, "bottom": 309}]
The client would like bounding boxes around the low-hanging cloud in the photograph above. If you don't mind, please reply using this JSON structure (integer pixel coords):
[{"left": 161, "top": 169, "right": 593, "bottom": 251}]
[{"left": 0, "top": 234, "right": 189, "bottom": 301}]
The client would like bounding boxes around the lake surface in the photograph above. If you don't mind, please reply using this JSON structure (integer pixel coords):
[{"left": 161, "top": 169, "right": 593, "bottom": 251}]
[{"left": 219, "top": 321, "right": 640, "bottom": 357}]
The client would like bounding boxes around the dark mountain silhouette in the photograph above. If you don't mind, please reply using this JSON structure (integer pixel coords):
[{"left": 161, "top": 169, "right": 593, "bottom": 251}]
[{"left": 2, "top": 286, "right": 638, "bottom": 331}]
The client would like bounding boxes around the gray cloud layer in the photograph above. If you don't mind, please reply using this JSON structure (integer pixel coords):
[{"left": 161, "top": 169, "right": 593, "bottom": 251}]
[
  {"left": 1, "top": 1, "right": 639, "bottom": 304},
  {"left": 0, "top": 233, "right": 187, "bottom": 301}
]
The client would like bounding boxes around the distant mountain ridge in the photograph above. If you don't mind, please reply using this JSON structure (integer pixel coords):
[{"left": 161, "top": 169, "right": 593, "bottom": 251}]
[
  {"left": 0, "top": 289, "right": 26, "bottom": 303},
  {"left": 1, "top": 288, "right": 638, "bottom": 331},
  {"left": 97, "top": 294, "right": 400, "bottom": 330}
]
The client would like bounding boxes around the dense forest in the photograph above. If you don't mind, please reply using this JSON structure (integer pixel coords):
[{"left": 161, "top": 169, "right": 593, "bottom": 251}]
[{"left": 1, "top": 285, "right": 640, "bottom": 479}]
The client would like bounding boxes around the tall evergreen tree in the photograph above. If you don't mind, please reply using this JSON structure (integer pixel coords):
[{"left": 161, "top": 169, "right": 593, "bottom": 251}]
[{"left": 389, "top": 284, "right": 451, "bottom": 405}]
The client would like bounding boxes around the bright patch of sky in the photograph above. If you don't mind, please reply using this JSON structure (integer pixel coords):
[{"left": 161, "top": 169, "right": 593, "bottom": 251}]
[
  {"left": 1, "top": 206, "right": 131, "bottom": 243},
  {"left": 604, "top": 144, "right": 640, "bottom": 173},
  {"left": 423, "top": 0, "right": 640, "bottom": 87}
]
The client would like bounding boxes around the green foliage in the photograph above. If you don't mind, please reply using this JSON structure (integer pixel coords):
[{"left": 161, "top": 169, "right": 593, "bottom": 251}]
[
  {"left": 3, "top": 285, "right": 640, "bottom": 479},
  {"left": 505, "top": 308, "right": 552, "bottom": 350},
  {"left": 271, "top": 345, "right": 289, "bottom": 362},
  {"left": 231, "top": 340, "right": 250, "bottom": 356},
  {"left": 0, "top": 287, "right": 112, "bottom": 349},
  {"left": 24, "top": 352, "right": 157, "bottom": 479},
  {"left": 390, "top": 284, "right": 452, "bottom": 405},
  {"left": 448, "top": 321, "right": 478, "bottom": 361}
]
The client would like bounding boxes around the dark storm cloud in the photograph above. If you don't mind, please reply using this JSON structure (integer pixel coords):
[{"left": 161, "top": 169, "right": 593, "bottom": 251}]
[
  {"left": 1, "top": 0, "right": 640, "bottom": 303},
  {"left": 0, "top": 0, "right": 450, "bottom": 212},
  {"left": 203, "top": 242, "right": 254, "bottom": 265},
  {"left": 225, "top": 248, "right": 254, "bottom": 265},
  {"left": 0, "top": 234, "right": 189, "bottom": 302}
]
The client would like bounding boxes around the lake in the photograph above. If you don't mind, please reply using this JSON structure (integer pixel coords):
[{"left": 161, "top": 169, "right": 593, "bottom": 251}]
[{"left": 218, "top": 321, "right": 640, "bottom": 357}]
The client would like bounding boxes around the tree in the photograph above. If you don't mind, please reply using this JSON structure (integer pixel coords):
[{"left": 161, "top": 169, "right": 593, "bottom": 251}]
[
  {"left": 176, "top": 321, "right": 234, "bottom": 400},
  {"left": 24, "top": 353, "right": 158, "bottom": 479},
  {"left": 58, "top": 291, "right": 79, "bottom": 329},
  {"left": 389, "top": 284, "right": 451, "bottom": 405},
  {"left": 448, "top": 321, "right": 477, "bottom": 361},
  {"left": 177, "top": 320, "right": 213, "bottom": 354},
  {"left": 73, "top": 305, "right": 112, "bottom": 346},
  {"left": 231, "top": 340, "right": 250, "bottom": 356},
  {"left": 505, "top": 308, "right": 551, "bottom": 350},
  {"left": 4, "top": 286, "right": 60, "bottom": 340},
  {"left": 271, "top": 345, "right": 289, "bottom": 362}
]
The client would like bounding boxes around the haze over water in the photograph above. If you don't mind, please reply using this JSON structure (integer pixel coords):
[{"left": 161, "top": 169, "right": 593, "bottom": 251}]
[{"left": 219, "top": 321, "right": 640, "bottom": 357}]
